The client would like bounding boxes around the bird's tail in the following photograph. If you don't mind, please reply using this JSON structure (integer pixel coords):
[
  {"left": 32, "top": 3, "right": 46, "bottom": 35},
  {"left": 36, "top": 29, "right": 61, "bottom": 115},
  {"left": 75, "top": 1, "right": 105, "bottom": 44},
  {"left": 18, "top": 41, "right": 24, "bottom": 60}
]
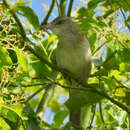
[{"left": 69, "top": 81, "right": 82, "bottom": 126}]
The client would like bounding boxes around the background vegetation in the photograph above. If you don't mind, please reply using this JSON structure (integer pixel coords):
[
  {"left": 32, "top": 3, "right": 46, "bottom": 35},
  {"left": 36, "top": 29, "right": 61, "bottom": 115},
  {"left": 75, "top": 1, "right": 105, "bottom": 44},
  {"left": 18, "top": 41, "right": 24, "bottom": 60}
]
[{"left": 0, "top": 0, "right": 130, "bottom": 129}]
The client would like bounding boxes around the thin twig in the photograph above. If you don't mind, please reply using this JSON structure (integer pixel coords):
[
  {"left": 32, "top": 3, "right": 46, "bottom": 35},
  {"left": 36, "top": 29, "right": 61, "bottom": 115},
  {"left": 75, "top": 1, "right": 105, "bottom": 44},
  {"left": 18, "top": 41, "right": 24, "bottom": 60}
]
[
  {"left": 102, "top": 50, "right": 117, "bottom": 66},
  {"left": 41, "top": 74, "right": 130, "bottom": 114},
  {"left": 112, "top": 76, "right": 130, "bottom": 90},
  {"left": 99, "top": 102, "right": 105, "bottom": 123},
  {"left": 55, "top": 0, "right": 61, "bottom": 16},
  {"left": 120, "top": 8, "right": 130, "bottom": 31},
  {"left": 9, "top": 83, "right": 49, "bottom": 87},
  {"left": 67, "top": 0, "right": 74, "bottom": 17},
  {"left": 89, "top": 104, "right": 96, "bottom": 128},
  {"left": 92, "top": 42, "right": 106, "bottom": 56},
  {"left": 41, "top": 0, "right": 56, "bottom": 25},
  {"left": 25, "top": 83, "right": 51, "bottom": 102},
  {"left": 59, "top": 0, "right": 67, "bottom": 16},
  {"left": 36, "top": 85, "right": 54, "bottom": 113}
]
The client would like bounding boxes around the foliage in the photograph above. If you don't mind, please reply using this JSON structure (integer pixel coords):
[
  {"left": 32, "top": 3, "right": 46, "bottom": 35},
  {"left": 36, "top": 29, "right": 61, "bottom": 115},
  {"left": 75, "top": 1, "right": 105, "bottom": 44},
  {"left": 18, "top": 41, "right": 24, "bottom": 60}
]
[{"left": 0, "top": 0, "right": 130, "bottom": 129}]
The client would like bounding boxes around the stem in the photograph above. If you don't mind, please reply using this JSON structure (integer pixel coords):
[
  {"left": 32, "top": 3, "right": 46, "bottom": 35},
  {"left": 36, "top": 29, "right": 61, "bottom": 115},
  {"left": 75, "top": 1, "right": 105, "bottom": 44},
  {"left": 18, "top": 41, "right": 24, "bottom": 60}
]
[
  {"left": 99, "top": 102, "right": 105, "bottom": 123},
  {"left": 89, "top": 104, "right": 96, "bottom": 127},
  {"left": 92, "top": 42, "right": 106, "bottom": 56},
  {"left": 113, "top": 76, "right": 130, "bottom": 90},
  {"left": 102, "top": 50, "right": 117, "bottom": 66},
  {"left": 41, "top": 74, "right": 130, "bottom": 114},
  {"left": 120, "top": 8, "right": 130, "bottom": 31},
  {"left": 25, "top": 83, "right": 51, "bottom": 102},
  {"left": 67, "top": 0, "right": 74, "bottom": 17},
  {"left": 36, "top": 85, "right": 54, "bottom": 113},
  {"left": 41, "top": 0, "right": 56, "bottom": 25},
  {"left": 59, "top": 0, "right": 67, "bottom": 16}
]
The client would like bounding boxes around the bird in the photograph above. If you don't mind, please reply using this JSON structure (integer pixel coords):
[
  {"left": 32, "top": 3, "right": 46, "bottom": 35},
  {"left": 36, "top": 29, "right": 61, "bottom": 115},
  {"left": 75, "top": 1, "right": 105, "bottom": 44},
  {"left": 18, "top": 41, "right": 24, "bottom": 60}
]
[{"left": 41, "top": 16, "right": 92, "bottom": 126}]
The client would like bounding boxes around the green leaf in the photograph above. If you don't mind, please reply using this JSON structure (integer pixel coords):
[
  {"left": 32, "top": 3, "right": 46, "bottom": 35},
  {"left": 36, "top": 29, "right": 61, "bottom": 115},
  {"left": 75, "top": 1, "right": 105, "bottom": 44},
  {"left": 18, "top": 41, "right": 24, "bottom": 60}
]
[
  {"left": 102, "top": 76, "right": 116, "bottom": 90},
  {"left": 53, "top": 110, "right": 69, "bottom": 127},
  {"left": 13, "top": 0, "right": 30, "bottom": 10},
  {"left": 14, "top": 47, "right": 28, "bottom": 72},
  {"left": 118, "top": 111, "right": 127, "bottom": 125},
  {"left": 93, "top": 68, "right": 108, "bottom": 76},
  {"left": 14, "top": 5, "right": 40, "bottom": 31},
  {"left": 0, "top": 46, "right": 12, "bottom": 68},
  {"left": 89, "top": 32, "right": 97, "bottom": 48},
  {"left": 11, "top": 103, "right": 27, "bottom": 120},
  {"left": 117, "top": 48, "right": 130, "bottom": 63},
  {"left": 88, "top": 0, "right": 101, "bottom": 9},
  {"left": 103, "top": 47, "right": 118, "bottom": 70},
  {"left": 65, "top": 91, "right": 103, "bottom": 110},
  {"left": 0, "top": 107, "right": 18, "bottom": 123},
  {"left": 119, "top": 62, "right": 130, "bottom": 72},
  {"left": 7, "top": 49, "right": 18, "bottom": 64},
  {"left": 0, "top": 117, "right": 10, "bottom": 130}
]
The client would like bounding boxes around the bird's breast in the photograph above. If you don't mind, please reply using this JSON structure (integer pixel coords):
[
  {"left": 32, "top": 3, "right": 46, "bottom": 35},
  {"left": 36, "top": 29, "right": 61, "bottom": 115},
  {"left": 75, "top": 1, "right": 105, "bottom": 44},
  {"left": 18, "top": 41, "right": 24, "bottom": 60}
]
[{"left": 56, "top": 40, "right": 92, "bottom": 79}]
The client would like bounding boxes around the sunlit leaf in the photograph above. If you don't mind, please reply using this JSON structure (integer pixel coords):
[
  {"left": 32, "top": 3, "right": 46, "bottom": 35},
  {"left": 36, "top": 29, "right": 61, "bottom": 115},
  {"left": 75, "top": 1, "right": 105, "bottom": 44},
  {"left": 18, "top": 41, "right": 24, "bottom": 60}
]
[
  {"left": 14, "top": 5, "right": 40, "bottom": 31},
  {"left": 0, "top": 117, "right": 10, "bottom": 130},
  {"left": 65, "top": 91, "right": 103, "bottom": 110},
  {"left": 14, "top": 47, "right": 28, "bottom": 72},
  {"left": 53, "top": 110, "right": 69, "bottom": 127},
  {"left": 0, "top": 46, "right": 12, "bottom": 68},
  {"left": 120, "top": 62, "right": 130, "bottom": 72}
]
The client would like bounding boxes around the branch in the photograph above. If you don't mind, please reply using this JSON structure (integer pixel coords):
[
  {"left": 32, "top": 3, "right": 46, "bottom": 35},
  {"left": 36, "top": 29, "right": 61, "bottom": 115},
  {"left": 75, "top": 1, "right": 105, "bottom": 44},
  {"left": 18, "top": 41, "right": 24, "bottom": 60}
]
[
  {"left": 96, "top": 8, "right": 119, "bottom": 20},
  {"left": 120, "top": 8, "right": 130, "bottom": 31},
  {"left": 102, "top": 50, "right": 117, "bottom": 66},
  {"left": 41, "top": 74, "right": 130, "bottom": 114},
  {"left": 36, "top": 85, "right": 54, "bottom": 113},
  {"left": 89, "top": 104, "right": 96, "bottom": 128},
  {"left": 9, "top": 83, "right": 49, "bottom": 87},
  {"left": 99, "top": 102, "right": 105, "bottom": 123},
  {"left": 92, "top": 42, "right": 106, "bottom": 56},
  {"left": 59, "top": 0, "right": 67, "bottom": 16},
  {"left": 67, "top": 0, "right": 74, "bottom": 17},
  {"left": 113, "top": 76, "right": 130, "bottom": 90},
  {"left": 25, "top": 83, "right": 51, "bottom": 102},
  {"left": 41, "top": 0, "right": 56, "bottom": 25}
]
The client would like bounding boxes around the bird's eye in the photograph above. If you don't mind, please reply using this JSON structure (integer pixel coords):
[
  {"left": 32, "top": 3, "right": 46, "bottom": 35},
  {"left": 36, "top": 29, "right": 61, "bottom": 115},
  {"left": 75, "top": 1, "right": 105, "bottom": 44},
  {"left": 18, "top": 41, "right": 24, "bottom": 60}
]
[{"left": 57, "top": 20, "right": 63, "bottom": 25}]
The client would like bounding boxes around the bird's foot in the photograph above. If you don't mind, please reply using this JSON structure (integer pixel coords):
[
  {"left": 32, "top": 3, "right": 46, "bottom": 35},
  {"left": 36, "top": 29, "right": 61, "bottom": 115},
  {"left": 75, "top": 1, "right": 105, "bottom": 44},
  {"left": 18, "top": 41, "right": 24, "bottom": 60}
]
[
  {"left": 61, "top": 68, "right": 69, "bottom": 78},
  {"left": 76, "top": 77, "right": 84, "bottom": 84}
]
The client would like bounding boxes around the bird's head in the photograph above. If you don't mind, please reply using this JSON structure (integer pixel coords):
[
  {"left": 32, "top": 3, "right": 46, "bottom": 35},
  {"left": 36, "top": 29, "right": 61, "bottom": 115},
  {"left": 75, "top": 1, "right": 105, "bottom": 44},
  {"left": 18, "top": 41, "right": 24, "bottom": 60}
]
[{"left": 41, "top": 16, "right": 79, "bottom": 37}]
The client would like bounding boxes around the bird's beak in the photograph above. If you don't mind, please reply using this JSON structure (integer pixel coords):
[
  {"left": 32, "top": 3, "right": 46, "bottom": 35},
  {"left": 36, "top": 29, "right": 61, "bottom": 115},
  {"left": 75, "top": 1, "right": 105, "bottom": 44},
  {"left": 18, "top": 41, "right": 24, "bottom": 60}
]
[{"left": 40, "top": 24, "right": 55, "bottom": 30}]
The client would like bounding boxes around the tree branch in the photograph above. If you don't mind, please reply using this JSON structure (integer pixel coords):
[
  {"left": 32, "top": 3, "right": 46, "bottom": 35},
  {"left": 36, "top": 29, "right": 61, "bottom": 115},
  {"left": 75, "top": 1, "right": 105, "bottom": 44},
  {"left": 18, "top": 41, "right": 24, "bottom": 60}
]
[
  {"left": 89, "top": 104, "right": 96, "bottom": 128},
  {"left": 120, "top": 8, "right": 130, "bottom": 31},
  {"left": 99, "top": 102, "right": 105, "bottom": 123},
  {"left": 67, "top": 0, "right": 74, "bottom": 17},
  {"left": 113, "top": 76, "right": 130, "bottom": 90},
  {"left": 25, "top": 83, "right": 51, "bottom": 102},
  {"left": 41, "top": 74, "right": 130, "bottom": 114},
  {"left": 92, "top": 42, "right": 106, "bottom": 56},
  {"left": 59, "top": 0, "right": 67, "bottom": 16},
  {"left": 41, "top": 0, "right": 56, "bottom": 25}
]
